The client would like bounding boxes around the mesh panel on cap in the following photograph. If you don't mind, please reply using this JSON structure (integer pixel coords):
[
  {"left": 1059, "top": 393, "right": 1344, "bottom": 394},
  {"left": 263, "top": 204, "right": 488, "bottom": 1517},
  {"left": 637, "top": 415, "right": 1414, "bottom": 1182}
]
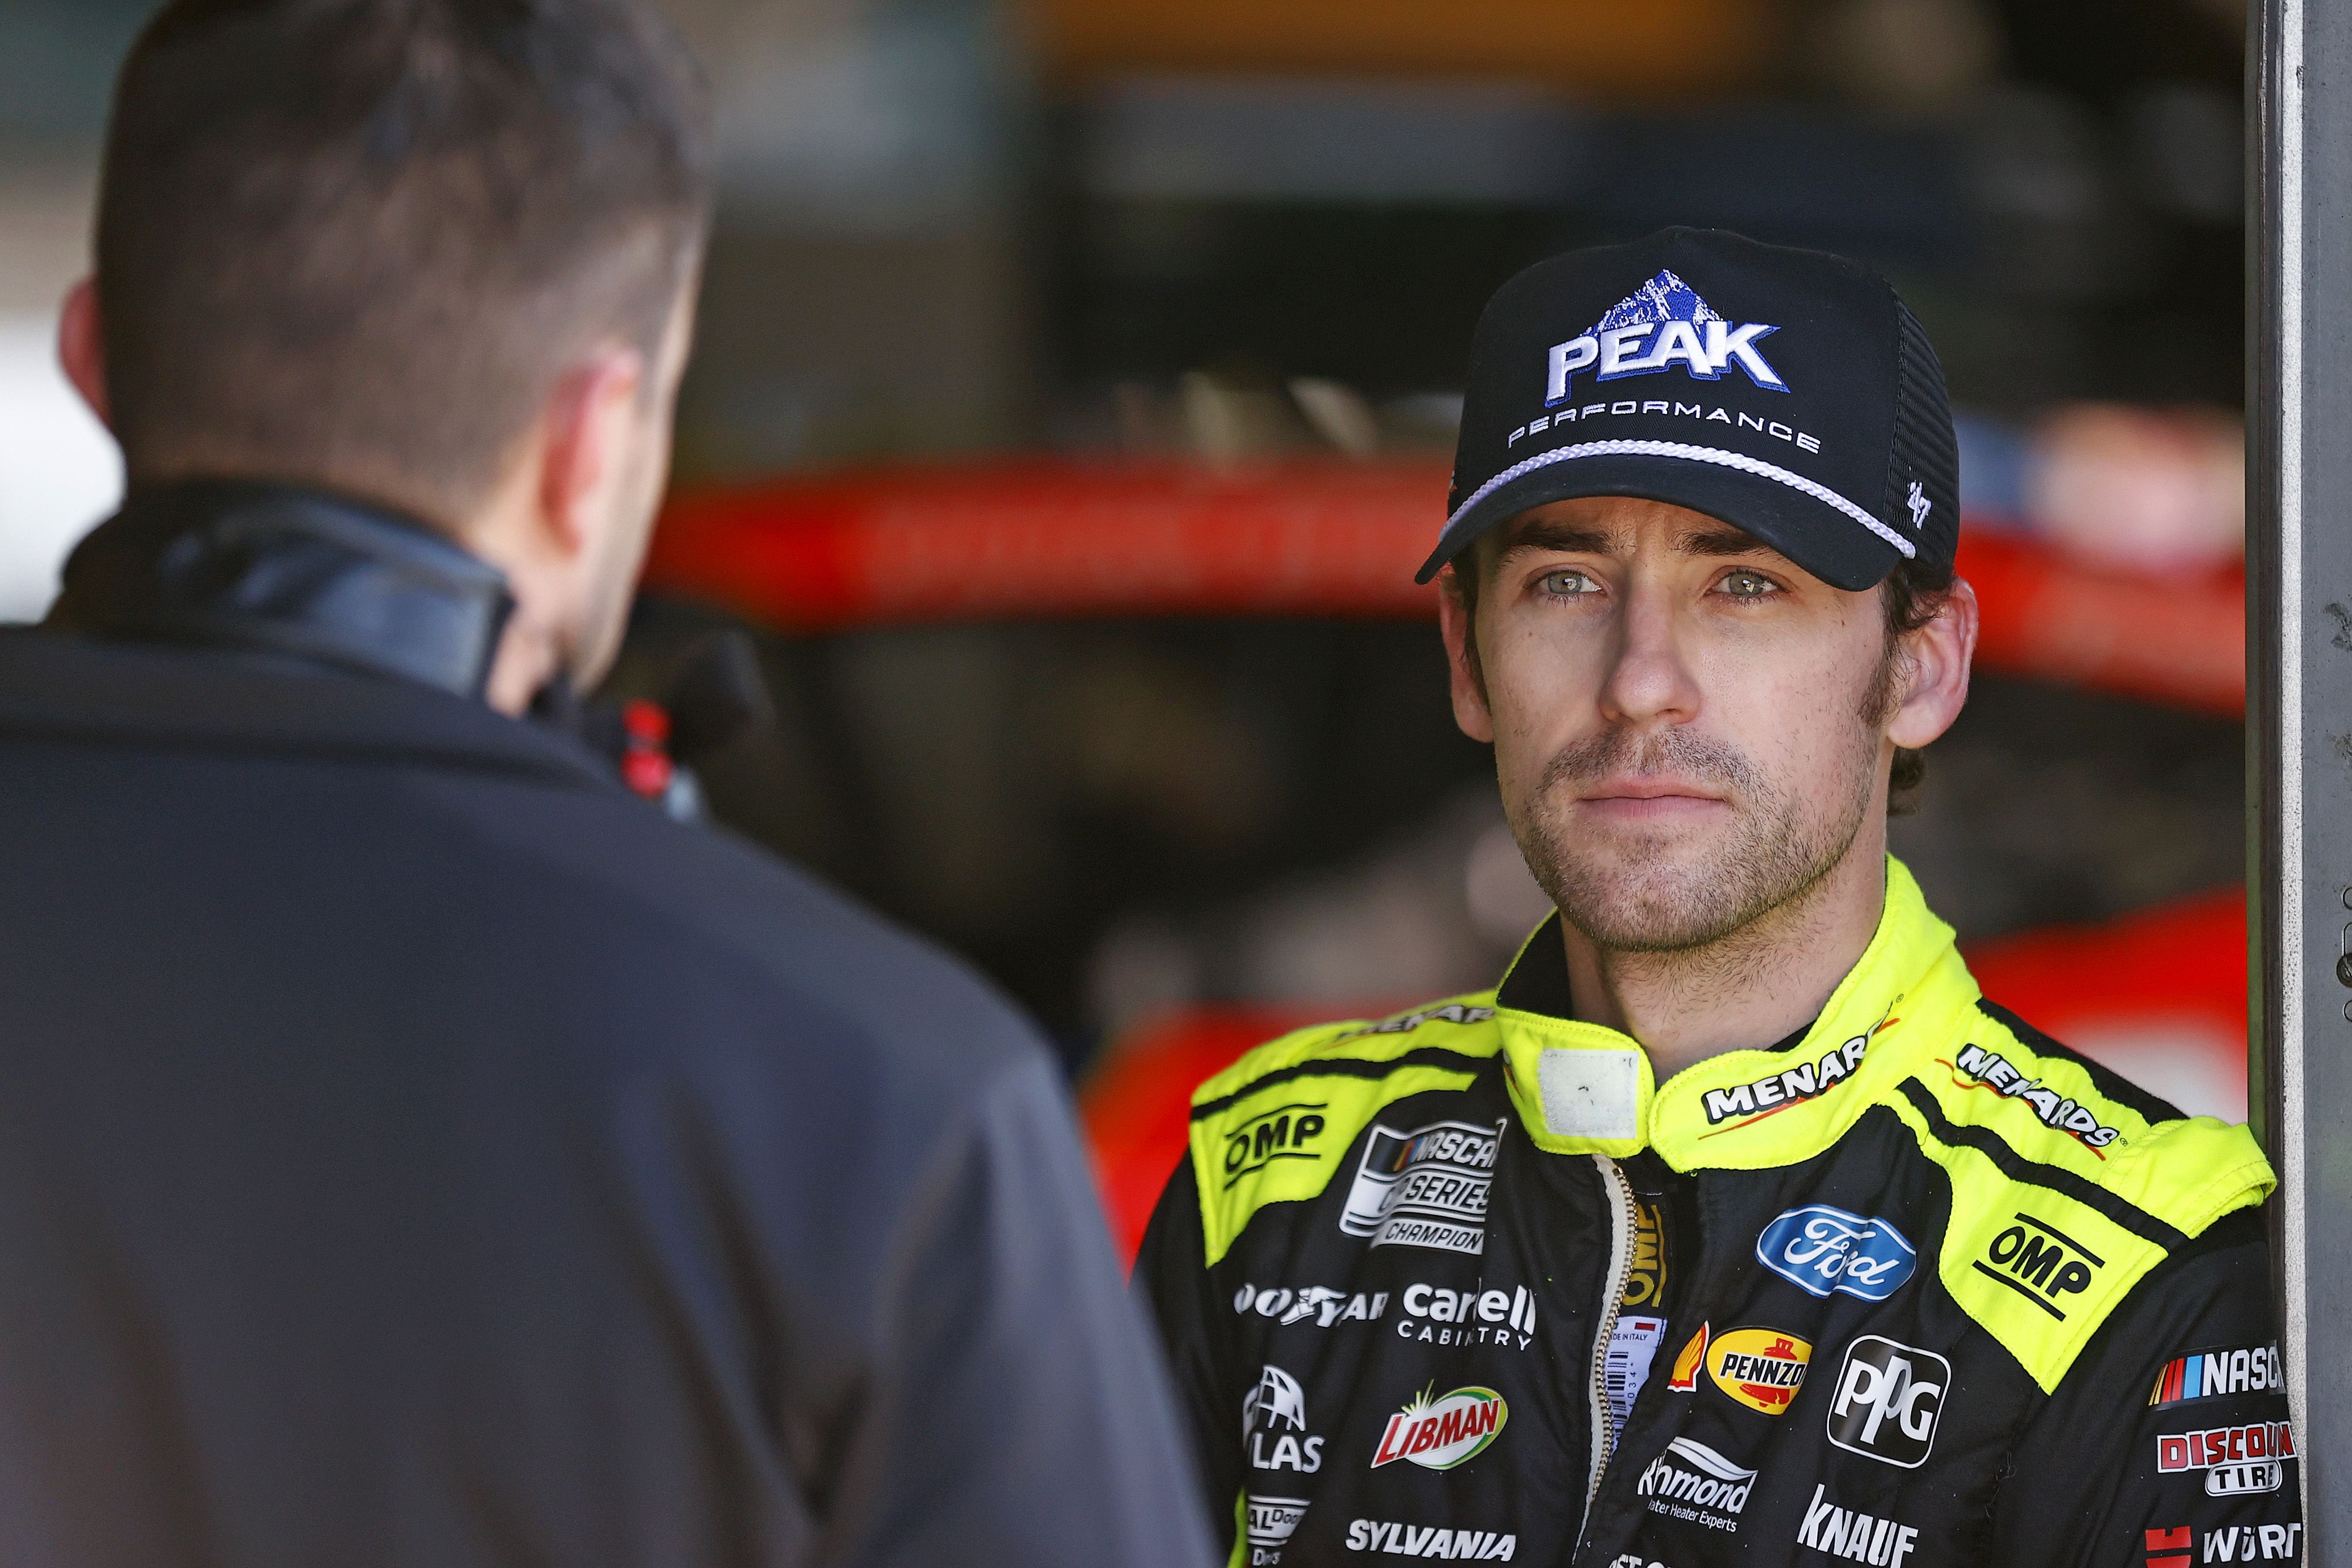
[{"left": 1882, "top": 299, "right": 1959, "bottom": 573}]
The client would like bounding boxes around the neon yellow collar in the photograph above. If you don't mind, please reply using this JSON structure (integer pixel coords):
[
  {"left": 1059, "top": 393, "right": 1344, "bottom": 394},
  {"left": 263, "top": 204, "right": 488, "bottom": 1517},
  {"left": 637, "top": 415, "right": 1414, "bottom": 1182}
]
[{"left": 1496, "top": 858, "right": 1976, "bottom": 1171}]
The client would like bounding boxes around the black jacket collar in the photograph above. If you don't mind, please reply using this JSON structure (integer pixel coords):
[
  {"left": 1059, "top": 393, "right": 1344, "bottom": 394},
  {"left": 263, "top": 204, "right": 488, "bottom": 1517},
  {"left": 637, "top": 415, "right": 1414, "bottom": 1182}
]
[{"left": 50, "top": 480, "right": 514, "bottom": 701}]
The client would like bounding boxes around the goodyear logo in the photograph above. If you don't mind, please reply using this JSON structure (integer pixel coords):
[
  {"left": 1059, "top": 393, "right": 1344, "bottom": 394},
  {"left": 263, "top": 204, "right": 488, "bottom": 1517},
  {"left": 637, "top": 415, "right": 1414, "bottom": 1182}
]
[
  {"left": 1223, "top": 1101, "right": 1329, "bottom": 1189},
  {"left": 1972, "top": 1212, "right": 2102, "bottom": 1321},
  {"left": 1705, "top": 1327, "right": 1811, "bottom": 1416}
]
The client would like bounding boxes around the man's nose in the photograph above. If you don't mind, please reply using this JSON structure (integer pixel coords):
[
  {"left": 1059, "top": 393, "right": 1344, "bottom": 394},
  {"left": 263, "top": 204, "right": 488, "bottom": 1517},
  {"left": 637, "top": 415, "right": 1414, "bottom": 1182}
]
[{"left": 1597, "top": 582, "right": 1702, "bottom": 728}]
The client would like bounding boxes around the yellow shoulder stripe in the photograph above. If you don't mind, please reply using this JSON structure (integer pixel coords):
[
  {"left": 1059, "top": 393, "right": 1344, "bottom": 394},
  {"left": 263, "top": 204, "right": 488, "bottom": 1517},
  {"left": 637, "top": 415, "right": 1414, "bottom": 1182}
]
[{"left": 1187, "top": 994, "right": 1503, "bottom": 1268}]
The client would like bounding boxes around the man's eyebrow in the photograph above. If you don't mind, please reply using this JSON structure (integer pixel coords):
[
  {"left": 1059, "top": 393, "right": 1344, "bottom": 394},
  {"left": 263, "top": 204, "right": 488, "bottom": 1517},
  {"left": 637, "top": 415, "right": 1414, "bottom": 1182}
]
[
  {"left": 1493, "top": 521, "right": 1617, "bottom": 560},
  {"left": 1674, "top": 526, "right": 1780, "bottom": 559}
]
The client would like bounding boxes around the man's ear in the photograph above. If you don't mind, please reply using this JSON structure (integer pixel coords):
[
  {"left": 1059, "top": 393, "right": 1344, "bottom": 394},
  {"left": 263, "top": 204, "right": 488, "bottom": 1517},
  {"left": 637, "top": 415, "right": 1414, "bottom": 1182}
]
[
  {"left": 58, "top": 278, "right": 111, "bottom": 430},
  {"left": 1886, "top": 577, "right": 1979, "bottom": 750},
  {"left": 1437, "top": 566, "right": 1497, "bottom": 744},
  {"left": 535, "top": 343, "right": 648, "bottom": 556}
]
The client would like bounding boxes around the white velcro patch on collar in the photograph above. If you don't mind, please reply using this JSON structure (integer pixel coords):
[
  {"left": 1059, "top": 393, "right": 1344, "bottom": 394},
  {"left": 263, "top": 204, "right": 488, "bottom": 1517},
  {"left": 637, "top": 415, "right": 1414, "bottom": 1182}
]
[{"left": 1536, "top": 1048, "right": 1643, "bottom": 1142}]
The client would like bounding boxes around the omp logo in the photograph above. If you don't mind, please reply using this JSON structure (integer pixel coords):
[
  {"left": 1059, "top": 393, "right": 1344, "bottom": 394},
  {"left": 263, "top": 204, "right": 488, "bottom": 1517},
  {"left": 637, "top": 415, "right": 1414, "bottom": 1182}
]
[
  {"left": 1545, "top": 269, "right": 1789, "bottom": 404},
  {"left": 1825, "top": 1336, "right": 1949, "bottom": 1469},
  {"left": 1699, "top": 1034, "right": 1868, "bottom": 1130},
  {"left": 1223, "top": 1102, "right": 1329, "bottom": 1188},
  {"left": 1972, "top": 1212, "right": 2102, "bottom": 1320},
  {"left": 1245, "top": 1495, "right": 1311, "bottom": 1567},
  {"left": 1635, "top": 1436, "right": 1756, "bottom": 1529},
  {"left": 2157, "top": 1422, "right": 2295, "bottom": 1497},
  {"left": 1345, "top": 1520, "right": 1519, "bottom": 1560},
  {"left": 1946, "top": 1045, "right": 2122, "bottom": 1151},
  {"left": 1233, "top": 1283, "right": 1390, "bottom": 1329},
  {"left": 1340, "top": 1118, "right": 1504, "bottom": 1256},
  {"left": 1244, "top": 1365, "right": 1325, "bottom": 1474},
  {"left": 1796, "top": 1485, "right": 1919, "bottom": 1568},
  {"left": 2150, "top": 1343, "right": 2283, "bottom": 1408},
  {"left": 1705, "top": 1327, "right": 1811, "bottom": 1416}
]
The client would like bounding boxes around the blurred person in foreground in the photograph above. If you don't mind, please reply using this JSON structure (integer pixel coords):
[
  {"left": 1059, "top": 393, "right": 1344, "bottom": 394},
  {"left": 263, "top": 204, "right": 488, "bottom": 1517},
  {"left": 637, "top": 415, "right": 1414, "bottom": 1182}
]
[
  {"left": 1136, "top": 230, "right": 2296, "bottom": 1567},
  {"left": 0, "top": 4, "right": 1213, "bottom": 1565}
]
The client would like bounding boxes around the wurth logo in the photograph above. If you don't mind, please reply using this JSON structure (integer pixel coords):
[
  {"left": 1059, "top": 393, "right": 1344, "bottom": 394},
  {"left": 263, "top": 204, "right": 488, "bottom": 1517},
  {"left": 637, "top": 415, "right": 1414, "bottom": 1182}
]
[{"left": 2200, "top": 1524, "right": 2304, "bottom": 1561}]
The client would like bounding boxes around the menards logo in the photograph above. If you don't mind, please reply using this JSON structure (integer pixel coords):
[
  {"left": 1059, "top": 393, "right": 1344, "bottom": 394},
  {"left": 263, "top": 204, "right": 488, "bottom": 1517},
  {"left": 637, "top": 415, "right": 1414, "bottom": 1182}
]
[
  {"left": 1699, "top": 1032, "right": 1870, "bottom": 1131},
  {"left": 1945, "top": 1045, "right": 2122, "bottom": 1151},
  {"left": 1370, "top": 1385, "right": 1509, "bottom": 1471}
]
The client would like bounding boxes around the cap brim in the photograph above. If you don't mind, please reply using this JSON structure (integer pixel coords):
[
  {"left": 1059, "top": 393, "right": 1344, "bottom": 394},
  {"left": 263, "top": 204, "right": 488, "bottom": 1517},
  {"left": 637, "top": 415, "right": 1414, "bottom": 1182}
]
[{"left": 1415, "top": 448, "right": 1911, "bottom": 593}]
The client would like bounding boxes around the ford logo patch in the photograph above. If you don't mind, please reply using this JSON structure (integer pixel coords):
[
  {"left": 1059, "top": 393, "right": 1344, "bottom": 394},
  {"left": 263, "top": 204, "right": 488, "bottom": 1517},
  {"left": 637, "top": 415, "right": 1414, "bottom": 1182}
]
[{"left": 1756, "top": 1205, "right": 1917, "bottom": 1302}]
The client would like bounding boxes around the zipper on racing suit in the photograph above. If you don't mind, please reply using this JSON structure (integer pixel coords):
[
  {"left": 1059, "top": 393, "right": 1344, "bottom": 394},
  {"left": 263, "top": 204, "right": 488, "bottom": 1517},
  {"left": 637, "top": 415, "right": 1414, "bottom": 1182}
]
[{"left": 1573, "top": 1153, "right": 1639, "bottom": 1559}]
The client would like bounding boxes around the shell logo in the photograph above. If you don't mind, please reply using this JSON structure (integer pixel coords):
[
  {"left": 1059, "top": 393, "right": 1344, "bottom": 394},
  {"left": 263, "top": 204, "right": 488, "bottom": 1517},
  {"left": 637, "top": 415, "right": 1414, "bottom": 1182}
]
[
  {"left": 1666, "top": 1322, "right": 1710, "bottom": 1392},
  {"left": 1704, "top": 1327, "right": 1813, "bottom": 1416}
]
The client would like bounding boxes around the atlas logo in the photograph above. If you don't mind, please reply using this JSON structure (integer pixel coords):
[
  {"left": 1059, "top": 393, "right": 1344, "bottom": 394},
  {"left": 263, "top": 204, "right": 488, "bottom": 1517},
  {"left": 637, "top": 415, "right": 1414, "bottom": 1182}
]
[
  {"left": 1973, "top": 1213, "right": 2102, "bottom": 1320},
  {"left": 1545, "top": 269, "right": 1789, "bottom": 404},
  {"left": 1636, "top": 1436, "right": 1756, "bottom": 1531},
  {"left": 1948, "top": 1045, "right": 2123, "bottom": 1150},
  {"left": 1345, "top": 1520, "right": 1518, "bottom": 1560},
  {"left": 1756, "top": 1205, "right": 1917, "bottom": 1301},
  {"left": 1825, "top": 1336, "right": 1949, "bottom": 1469},
  {"left": 1244, "top": 1365, "right": 1325, "bottom": 1474},
  {"left": 2157, "top": 1421, "right": 2295, "bottom": 1496},
  {"left": 1233, "top": 1283, "right": 1390, "bottom": 1329},
  {"left": 1223, "top": 1101, "right": 1329, "bottom": 1188},
  {"left": 1700, "top": 1034, "right": 1868, "bottom": 1128},
  {"left": 1706, "top": 1327, "right": 1811, "bottom": 1416},
  {"left": 2150, "top": 1343, "right": 2283, "bottom": 1408},
  {"left": 1341, "top": 1118, "right": 1504, "bottom": 1256},
  {"left": 1245, "top": 1495, "right": 1311, "bottom": 1567},
  {"left": 1796, "top": 1485, "right": 1919, "bottom": 1568},
  {"left": 1369, "top": 1385, "right": 1508, "bottom": 1471}
]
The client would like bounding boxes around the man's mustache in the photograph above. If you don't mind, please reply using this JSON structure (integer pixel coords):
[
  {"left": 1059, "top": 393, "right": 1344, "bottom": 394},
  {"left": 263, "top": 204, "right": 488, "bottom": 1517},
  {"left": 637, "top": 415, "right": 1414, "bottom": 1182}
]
[{"left": 1540, "top": 725, "right": 1764, "bottom": 800}]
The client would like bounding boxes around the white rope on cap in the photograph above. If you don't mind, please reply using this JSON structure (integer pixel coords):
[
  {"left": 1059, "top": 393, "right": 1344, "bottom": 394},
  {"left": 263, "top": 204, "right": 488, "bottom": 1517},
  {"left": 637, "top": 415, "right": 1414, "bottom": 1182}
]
[{"left": 1443, "top": 438, "right": 1916, "bottom": 559}]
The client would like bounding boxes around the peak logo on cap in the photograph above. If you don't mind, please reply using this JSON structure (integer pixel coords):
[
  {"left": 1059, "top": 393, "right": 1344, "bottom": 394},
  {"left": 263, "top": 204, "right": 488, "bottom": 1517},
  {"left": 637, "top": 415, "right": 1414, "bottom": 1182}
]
[{"left": 1545, "top": 269, "right": 1788, "bottom": 407}]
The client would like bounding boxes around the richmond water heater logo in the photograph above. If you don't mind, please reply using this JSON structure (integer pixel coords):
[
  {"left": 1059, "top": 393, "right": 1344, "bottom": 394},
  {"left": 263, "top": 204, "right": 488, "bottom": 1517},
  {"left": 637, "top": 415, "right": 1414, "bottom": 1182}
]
[{"left": 1545, "top": 269, "right": 1789, "bottom": 405}]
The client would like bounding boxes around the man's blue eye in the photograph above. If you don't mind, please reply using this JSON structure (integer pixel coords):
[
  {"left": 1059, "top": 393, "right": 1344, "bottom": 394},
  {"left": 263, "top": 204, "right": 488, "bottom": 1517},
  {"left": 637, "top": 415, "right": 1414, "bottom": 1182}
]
[
  {"left": 1723, "top": 571, "right": 1775, "bottom": 597},
  {"left": 1543, "top": 571, "right": 1592, "bottom": 595}
]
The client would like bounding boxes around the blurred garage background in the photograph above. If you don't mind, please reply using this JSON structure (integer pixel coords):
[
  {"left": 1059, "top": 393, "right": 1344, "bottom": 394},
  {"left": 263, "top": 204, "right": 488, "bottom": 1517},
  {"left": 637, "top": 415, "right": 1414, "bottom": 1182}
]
[{"left": 0, "top": 0, "right": 2253, "bottom": 1240}]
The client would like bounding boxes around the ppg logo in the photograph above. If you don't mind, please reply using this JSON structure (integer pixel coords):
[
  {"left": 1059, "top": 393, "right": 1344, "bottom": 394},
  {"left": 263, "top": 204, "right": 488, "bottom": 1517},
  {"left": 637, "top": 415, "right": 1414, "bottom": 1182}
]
[{"left": 1825, "top": 1336, "right": 1949, "bottom": 1469}]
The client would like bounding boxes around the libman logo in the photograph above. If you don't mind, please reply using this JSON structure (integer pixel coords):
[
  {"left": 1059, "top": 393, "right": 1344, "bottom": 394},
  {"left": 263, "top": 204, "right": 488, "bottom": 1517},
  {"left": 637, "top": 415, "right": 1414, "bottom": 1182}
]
[
  {"left": 1945, "top": 1044, "right": 2122, "bottom": 1151},
  {"left": 1370, "top": 1385, "right": 1509, "bottom": 1471},
  {"left": 1706, "top": 1327, "right": 1812, "bottom": 1415},
  {"left": 1544, "top": 268, "right": 1788, "bottom": 406},
  {"left": 1700, "top": 1034, "right": 1869, "bottom": 1131}
]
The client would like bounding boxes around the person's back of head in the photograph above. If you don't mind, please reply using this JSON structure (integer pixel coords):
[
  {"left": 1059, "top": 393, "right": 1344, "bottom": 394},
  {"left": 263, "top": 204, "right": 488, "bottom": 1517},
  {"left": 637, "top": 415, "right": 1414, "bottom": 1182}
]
[{"left": 69, "top": 0, "right": 717, "bottom": 708}]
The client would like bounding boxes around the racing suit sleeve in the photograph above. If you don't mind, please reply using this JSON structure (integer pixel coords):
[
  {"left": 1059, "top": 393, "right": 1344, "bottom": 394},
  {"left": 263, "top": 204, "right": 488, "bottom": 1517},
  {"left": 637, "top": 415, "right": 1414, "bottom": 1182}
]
[
  {"left": 1133, "top": 1152, "right": 1246, "bottom": 1559},
  {"left": 1989, "top": 1206, "right": 2302, "bottom": 1567},
  {"left": 820, "top": 1050, "right": 1217, "bottom": 1568}
]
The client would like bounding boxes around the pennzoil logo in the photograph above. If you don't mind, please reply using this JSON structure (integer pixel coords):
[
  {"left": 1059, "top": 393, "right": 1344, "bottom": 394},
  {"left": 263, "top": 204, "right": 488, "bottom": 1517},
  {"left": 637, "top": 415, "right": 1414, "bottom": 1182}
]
[
  {"left": 1369, "top": 1385, "right": 1509, "bottom": 1470},
  {"left": 1700, "top": 1033, "right": 1868, "bottom": 1130},
  {"left": 1705, "top": 1327, "right": 1812, "bottom": 1416},
  {"left": 1945, "top": 1045, "right": 2122, "bottom": 1151},
  {"left": 1223, "top": 1101, "right": 1331, "bottom": 1188}
]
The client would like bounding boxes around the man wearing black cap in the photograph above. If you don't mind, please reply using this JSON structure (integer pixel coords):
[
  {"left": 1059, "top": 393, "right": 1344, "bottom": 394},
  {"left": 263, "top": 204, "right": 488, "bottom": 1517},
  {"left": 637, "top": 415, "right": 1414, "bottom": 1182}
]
[{"left": 1135, "top": 229, "right": 2297, "bottom": 1567}]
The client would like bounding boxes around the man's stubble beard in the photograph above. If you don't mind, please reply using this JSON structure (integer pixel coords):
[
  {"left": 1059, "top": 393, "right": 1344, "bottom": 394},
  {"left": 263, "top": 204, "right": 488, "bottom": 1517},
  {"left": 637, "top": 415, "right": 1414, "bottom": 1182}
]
[{"left": 1506, "top": 702, "right": 1884, "bottom": 957}]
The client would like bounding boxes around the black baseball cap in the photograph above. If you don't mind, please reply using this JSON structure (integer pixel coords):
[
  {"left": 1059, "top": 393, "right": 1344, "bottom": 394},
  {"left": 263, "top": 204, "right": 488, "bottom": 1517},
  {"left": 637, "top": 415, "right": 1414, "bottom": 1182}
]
[{"left": 1420, "top": 227, "right": 1959, "bottom": 593}]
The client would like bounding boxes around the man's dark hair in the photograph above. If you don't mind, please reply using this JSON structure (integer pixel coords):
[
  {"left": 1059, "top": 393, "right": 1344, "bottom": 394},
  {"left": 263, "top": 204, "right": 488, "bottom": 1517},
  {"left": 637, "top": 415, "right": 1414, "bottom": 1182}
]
[
  {"left": 96, "top": 0, "right": 716, "bottom": 522},
  {"left": 1443, "top": 538, "right": 1955, "bottom": 815}
]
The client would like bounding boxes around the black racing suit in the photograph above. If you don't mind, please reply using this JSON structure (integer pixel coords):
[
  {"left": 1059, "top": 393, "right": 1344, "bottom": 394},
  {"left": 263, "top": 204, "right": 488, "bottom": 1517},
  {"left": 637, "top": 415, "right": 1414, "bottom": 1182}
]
[{"left": 1138, "top": 863, "right": 2297, "bottom": 1568}]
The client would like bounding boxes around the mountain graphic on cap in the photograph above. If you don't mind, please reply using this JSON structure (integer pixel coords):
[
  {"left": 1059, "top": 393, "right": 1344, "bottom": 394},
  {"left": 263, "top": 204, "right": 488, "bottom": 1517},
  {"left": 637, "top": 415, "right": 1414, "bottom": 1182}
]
[{"left": 1594, "top": 269, "right": 1722, "bottom": 332}]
